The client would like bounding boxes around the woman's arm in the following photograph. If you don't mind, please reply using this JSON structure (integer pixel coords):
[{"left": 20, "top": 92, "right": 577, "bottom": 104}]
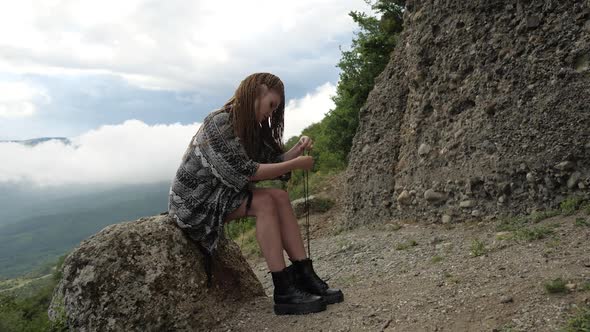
[
  {"left": 249, "top": 156, "right": 313, "bottom": 181},
  {"left": 249, "top": 159, "right": 296, "bottom": 181}
]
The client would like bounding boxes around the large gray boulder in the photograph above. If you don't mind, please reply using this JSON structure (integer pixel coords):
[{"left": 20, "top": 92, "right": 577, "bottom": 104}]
[{"left": 48, "top": 214, "right": 264, "bottom": 331}]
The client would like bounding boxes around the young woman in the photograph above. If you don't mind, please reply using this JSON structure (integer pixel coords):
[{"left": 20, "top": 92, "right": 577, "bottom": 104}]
[{"left": 168, "top": 72, "right": 343, "bottom": 315}]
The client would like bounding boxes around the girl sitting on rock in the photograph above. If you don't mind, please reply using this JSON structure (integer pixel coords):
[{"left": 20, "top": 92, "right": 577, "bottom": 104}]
[{"left": 168, "top": 72, "right": 343, "bottom": 315}]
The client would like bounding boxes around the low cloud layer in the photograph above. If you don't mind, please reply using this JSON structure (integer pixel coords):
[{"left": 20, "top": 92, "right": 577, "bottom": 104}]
[
  {"left": 0, "top": 82, "right": 334, "bottom": 187},
  {"left": 0, "top": 120, "right": 198, "bottom": 187}
]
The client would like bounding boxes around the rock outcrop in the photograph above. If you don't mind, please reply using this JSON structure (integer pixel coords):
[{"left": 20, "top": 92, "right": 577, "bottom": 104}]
[
  {"left": 345, "top": 0, "right": 590, "bottom": 227},
  {"left": 48, "top": 214, "right": 264, "bottom": 331}
]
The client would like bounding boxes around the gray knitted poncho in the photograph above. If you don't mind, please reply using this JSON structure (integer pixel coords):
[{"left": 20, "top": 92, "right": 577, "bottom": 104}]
[{"left": 167, "top": 103, "right": 290, "bottom": 284}]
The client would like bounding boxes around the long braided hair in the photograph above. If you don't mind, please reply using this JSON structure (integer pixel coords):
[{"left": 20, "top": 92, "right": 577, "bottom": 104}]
[{"left": 222, "top": 72, "right": 286, "bottom": 161}]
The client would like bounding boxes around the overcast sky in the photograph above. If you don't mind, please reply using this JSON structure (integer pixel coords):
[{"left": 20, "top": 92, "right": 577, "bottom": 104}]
[{"left": 0, "top": 0, "right": 373, "bottom": 187}]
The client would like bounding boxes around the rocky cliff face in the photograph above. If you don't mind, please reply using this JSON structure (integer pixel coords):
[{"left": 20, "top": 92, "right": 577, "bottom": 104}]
[
  {"left": 345, "top": 0, "right": 590, "bottom": 226},
  {"left": 48, "top": 215, "right": 264, "bottom": 331}
]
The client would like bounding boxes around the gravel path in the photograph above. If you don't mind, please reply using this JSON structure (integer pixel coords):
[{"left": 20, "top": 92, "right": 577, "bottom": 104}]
[{"left": 216, "top": 175, "right": 590, "bottom": 331}]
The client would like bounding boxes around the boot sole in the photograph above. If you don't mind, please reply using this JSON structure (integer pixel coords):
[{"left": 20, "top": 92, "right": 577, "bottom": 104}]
[
  {"left": 274, "top": 300, "right": 327, "bottom": 315},
  {"left": 322, "top": 292, "right": 344, "bottom": 305}
]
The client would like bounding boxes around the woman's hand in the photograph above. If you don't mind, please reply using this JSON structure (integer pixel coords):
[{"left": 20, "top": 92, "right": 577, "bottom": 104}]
[
  {"left": 293, "top": 155, "right": 314, "bottom": 171},
  {"left": 295, "top": 135, "right": 313, "bottom": 155}
]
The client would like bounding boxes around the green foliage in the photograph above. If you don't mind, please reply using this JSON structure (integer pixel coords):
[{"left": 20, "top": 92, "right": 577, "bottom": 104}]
[
  {"left": 496, "top": 216, "right": 529, "bottom": 232},
  {"left": 560, "top": 196, "right": 586, "bottom": 216},
  {"left": 544, "top": 277, "right": 568, "bottom": 294},
  {"left": 321, "top": 1, "right": 403, "bottom": 163},
  {"left": 225, "top": 217, "right": 256, "bottom": 241},
  {"left": 562, "top": 304, "right": 590, "bottom": 332},
  {"left": 395, "top": 239, "right": 418, "bottom": 250},
  {"left": 431, "top": 255, "right": 443, "bottom": 263},
  {"left": 313, "top": 197, "right": 336, "bottom": 214},
  {"left": 496, "top": 212, "right": 561, "bottom": 243},
  {"left": 514, "top": 225, "right": 555, "bottom": 242},
  {"left": 0, "top": 255, "right": 67, "bottom": 331},
  {"left": 285, "top": 0, "right": 404, "bottom": 186},
  {"left": 287, "top": 167, "right": 341, "bottom": 201},
  {"left": 470, "top": 239, "right": 487, "bottom": 257},
  {"left": 530, "top": 209, "right": 560, "bottom": 223},
  {"left": 575, "top": 218, "right": 590, "bottom": 227}
]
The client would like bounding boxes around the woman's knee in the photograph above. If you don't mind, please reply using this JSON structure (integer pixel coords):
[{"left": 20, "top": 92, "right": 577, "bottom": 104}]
[
  {"left": 268, "top": 188, "right": 290, "bottom": 204},
  {"left": 258, "top": 188, "right": 290, "bottom": 206},
  {"left": 250, "top": 190, "right": 278, "bottom": 216}
]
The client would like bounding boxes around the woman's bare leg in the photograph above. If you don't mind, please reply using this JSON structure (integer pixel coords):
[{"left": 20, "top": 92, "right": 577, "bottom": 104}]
[
  {"left": 223, "top": 189, "right": 286, "bottom": 272},
  {"left": 254, "top": 188, "right": 307, "bottom": 261}
]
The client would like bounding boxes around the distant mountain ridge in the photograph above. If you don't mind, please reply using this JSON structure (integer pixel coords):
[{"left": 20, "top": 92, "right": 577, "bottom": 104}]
[{"left": 0, "top": 137, "right": 71, "bottom": 146}]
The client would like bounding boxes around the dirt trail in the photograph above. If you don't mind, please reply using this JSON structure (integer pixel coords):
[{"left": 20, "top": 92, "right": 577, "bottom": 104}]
[{"left": 217, "top": 174, "right": 590, "bottom": 332}]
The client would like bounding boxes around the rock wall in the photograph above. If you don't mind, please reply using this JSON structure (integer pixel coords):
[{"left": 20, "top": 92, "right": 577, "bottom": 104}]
[
  {"left": 344, "top": 0, "right": 590, "bottom": 226},
  {"left": 48, "top": 215, "right": 264, "bottom": 331}
]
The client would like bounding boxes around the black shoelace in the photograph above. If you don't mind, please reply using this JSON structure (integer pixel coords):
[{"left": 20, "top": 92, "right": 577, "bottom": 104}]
[{"left": 303, "top": 149, "right": 311, "bottom": 259}]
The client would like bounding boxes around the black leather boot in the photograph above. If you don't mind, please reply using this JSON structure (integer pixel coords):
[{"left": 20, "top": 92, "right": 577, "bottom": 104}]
[
  {"left": 271, "top": 267, "right": 327, "bottom": 315},
  {"left": 288, "top": 258, "right": 344, "bottom": 305}
]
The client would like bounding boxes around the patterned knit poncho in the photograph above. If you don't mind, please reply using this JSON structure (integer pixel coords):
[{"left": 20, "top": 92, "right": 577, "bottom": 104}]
[{"left": 167, "top": 103, "right": 290, "bottom": 284}]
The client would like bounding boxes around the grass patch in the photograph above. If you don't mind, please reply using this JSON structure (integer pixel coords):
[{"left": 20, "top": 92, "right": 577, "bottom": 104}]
[
  {"left": 225, "top": 217, "right": 262, "bottom": 258},
  {"left": 497, "top": 324, "right": 516, "bottom": 332},
  {"left": 431, "top": 255, "right": 444, "bottom": 263},
  {"left": 497, "top": 196, "right": 588, "bottom": 236},
  {"left": 514, "top": 225, "right": 555, "bottom": 242},
  {"left": 443, "top": 272, "right": 460, "bottom": 284},
  {"left": 496, "top": 212, "right": 561, "bottom": 243},
  {"left": 495, "top": 232, "right": 513, "bottom": 241},
  {"left": 313, "top": 197, "right": 335, "bottom": 213},
  {"left": 545, "top": 238, "right": 561, "bottom": 249},
  {"left": 395, "top": 239, "right": 418, "bottom": 251},
  {"left": 544, "top": 277, "right": 568, "bottom": 294},
  {"left": 225, "top": 217, "right": 256, "bottom": 241},
  {"left": 575, "top": 218, "right": 590, "bottom": 227},
  {"left": 286, "top": 169, "right": 342, "bottom": 201},
  {"left": 562, "top": 304, "right": 590, "bottom": 332},
  {"left": 560, "top": 196, "right": 586, "bottom": 216},
  {"left": 496, "top": 216, "right": 529, "bottom": 232},
  {"left": 530, "top": 209, "right": 560, "bottom": 223},
  {"left": 470, "top": 239, "right": 487, "bottom": 257}
]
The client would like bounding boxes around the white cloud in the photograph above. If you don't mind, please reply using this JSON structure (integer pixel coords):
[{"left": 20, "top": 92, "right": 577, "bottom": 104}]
[
  {"left": 283, "top": 82, "right": 336, "bottom": 140},
  {"left": 0, "top": 120, "right": 200, "bottom": 187},
  {"left": 0, "top": 81, "right": 49, "bottom": 118},
  {"left": 0, "top": 81, "right": 337, "bottom": 187},
  {"left": 0, "top": 0, "right": 372, "bottom": 90}
]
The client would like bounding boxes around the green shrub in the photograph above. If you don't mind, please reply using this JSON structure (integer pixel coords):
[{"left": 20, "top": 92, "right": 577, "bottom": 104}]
[
  {"left": 544, "top": 277, "right": 567, "bottom": 294},
  {"left": 562, "top": 304, "right": 590, "bottom": 332},
  {"left": 530, "top": 209, "right": 560, "bottom": 223},
  {"left": 470, "top": 239, "right": 487, "bottom": 257},
  {"left": 395, "top": 239, "right": 418, "bottom": 251},
  {"left": 313, "top": 197, "right": 335, "bottom": 214},
  {"left": 496, "top": 216, "right": 528, "bottom": 232},
  {"left": 574, "top": 218, "right": 590, "bottom": 227},
  {"left": 514, "top": 225, "right": 554, "bottom": 242},
  {"left": 560, "top": 196, "right": 585, "bottom": 216},
  {"left": 431, "top": 255, "right": 443, "bottom": 263}
]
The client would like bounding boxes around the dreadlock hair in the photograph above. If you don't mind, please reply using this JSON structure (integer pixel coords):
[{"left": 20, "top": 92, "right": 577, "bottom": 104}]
[{"left": 222, "top": 72, "right": 286, "bottom": 161}]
